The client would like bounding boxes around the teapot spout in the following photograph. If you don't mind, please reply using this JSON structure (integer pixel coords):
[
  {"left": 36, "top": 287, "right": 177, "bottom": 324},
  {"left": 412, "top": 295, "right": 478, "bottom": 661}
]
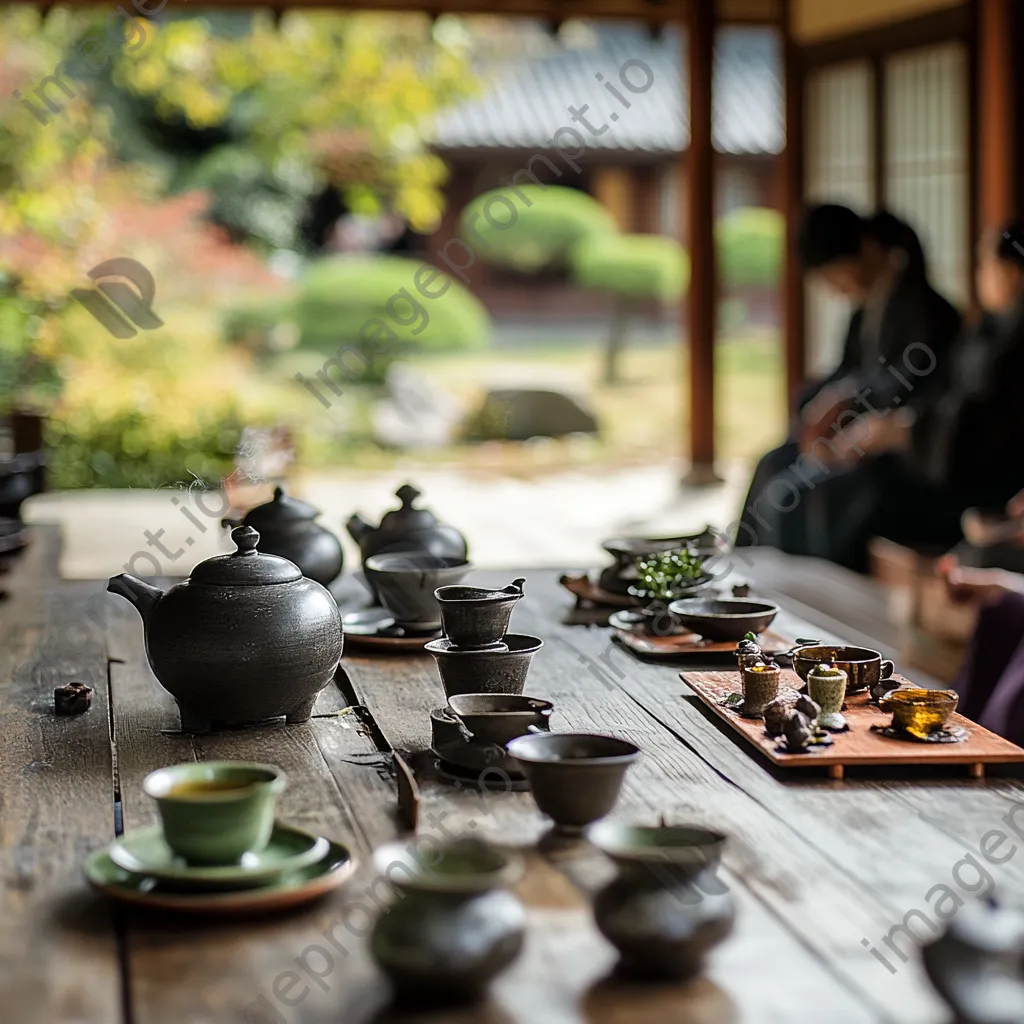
[
  {"left": 346, "top": 513, "right": 371, "bottom": 545},
  {"left": 504, "top": 578, "right": 527, "bottom": 595},
  {"left": 107, "top": 574, "right": 163, "bottom": 620}
]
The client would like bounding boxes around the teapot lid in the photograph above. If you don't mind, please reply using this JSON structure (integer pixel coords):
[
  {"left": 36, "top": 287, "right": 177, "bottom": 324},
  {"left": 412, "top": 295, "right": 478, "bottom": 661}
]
[
  {"left": 191, "top": 526, "right": 301, "bottom": 586},
  {"left": 241, "top": 486, "right": 320, "bottom": 528},
  {"left": 378, "top": 483, "right": 438, "bottom": 532}
]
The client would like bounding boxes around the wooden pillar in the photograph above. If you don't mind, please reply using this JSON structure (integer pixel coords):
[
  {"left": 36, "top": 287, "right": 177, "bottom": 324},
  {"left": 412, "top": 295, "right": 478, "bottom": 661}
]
[
  {"left": 977, "top": 0, "right": 1016, "bottom": 227},
  {"left": 779, "top": 0, "right": 805, "bottom": 408},
  {"left": 684, "top": 0, "right": 719, "bottom": 483}
]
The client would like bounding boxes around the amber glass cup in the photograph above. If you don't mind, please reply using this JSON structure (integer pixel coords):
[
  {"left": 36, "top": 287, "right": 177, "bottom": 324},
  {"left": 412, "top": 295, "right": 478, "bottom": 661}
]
[{"left": 879, "top": 688, "right": 958, "bottom": 740}]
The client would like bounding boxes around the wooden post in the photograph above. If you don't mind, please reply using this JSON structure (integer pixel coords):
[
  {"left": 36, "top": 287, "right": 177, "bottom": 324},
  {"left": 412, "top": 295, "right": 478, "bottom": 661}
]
[
  {"left": 683, "top": 0, "right": 719, "bottom": 484},
  {"left": 779, "top": 0, "right": 805, "bottom": 409},
  {"left": 977, "top": 0, "right": 1017, "bottom": 227}
]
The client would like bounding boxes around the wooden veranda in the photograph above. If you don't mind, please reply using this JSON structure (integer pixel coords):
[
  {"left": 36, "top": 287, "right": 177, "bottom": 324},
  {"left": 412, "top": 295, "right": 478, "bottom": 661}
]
[{"left": 51, "top": 0, "right": 1024, "bottom": 478}]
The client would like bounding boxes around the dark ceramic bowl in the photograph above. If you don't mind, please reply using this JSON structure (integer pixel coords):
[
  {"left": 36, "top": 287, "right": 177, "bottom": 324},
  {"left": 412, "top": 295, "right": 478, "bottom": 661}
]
[
  {"left": 447, "top": 693, "right": 553, "bottom": 748},
  {"left": 506, "top": 732, "right": 640, "bottom": 832},
  {"left": 434, "top": 580, "right": 525, "bottom": 647},
  {"left": 365, "top": 553, "right": 471, "bottom": 631},
  {"left": 666, "top": 598, "right": 779, "bottom": 642},
  {"left": 424, "top": 634, "right": 543, "bottom": 698}
]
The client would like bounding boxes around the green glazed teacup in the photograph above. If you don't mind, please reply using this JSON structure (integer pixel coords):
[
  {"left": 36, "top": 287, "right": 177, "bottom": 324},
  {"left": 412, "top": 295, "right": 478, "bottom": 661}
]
[{"left": 143, "top": 761, "right": 286, "bottom": 865}]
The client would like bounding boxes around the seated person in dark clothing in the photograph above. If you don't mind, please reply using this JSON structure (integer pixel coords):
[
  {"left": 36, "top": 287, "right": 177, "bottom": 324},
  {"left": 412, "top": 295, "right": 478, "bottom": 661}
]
[
  {"left": 736, "top": 204, "right": 962, "bottom": 569},
  {"left": 799, "top": 222, "right": 1024, "bottom": 569},
  {"left": 939, "top": 549, "right": 1024, "bottom": 746}
]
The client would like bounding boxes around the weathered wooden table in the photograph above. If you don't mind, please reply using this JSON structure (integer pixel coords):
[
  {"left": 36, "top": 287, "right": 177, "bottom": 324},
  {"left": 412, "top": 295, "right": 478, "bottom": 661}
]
[{"left": 4, "top": 526, "right": 1023, "bottom": 1024}]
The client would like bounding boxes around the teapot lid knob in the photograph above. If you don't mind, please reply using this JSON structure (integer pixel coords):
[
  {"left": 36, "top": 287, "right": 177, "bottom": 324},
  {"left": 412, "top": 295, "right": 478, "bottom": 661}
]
[
  {"left": 273, "top": 485, "right": 285, "bottom": 500},
  {"left": 396, "top": 483, "right": 421, "bottom": 509},
  {"left": 231, "top": 525, "right": 260, "bottom": 555}
]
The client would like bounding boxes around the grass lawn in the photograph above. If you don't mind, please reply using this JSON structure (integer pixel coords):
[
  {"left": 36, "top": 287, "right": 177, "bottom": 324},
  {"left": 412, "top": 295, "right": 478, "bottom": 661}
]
[{"left": 282, "top": 328, "right": 788, "bottom": 475}]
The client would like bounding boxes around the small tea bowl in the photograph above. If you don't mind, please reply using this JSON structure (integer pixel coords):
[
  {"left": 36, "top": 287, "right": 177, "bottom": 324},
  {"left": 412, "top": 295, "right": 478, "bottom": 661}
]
[
  {"left": 429, "top": 705, "right": 524, "bottom": 777},
  {"left": 586, "top": 821, "right": 735, "bottom": 981},
  {"left": 424, "top": 634, "right": 543, "bottom": 698},
  {"left": 740, "top": 663, "right": 780, "bottom": 718},
  {"left": 434, "top": 579, "right": 526, "bottom": 647},
  {"left": 447, "top": 693, "right": 554, "bottom": 748},
  {"left": 142, "top": 761, "right": 286, "bottom": 865},
  {"left": 506, "top": 732, "right": 640, "bottom": 832},
  {"left": 364, "top": 553, "right": 471, "bottom": 632},
  {"left": 879, "top": 687, "right": 959, "bottom": 740}
]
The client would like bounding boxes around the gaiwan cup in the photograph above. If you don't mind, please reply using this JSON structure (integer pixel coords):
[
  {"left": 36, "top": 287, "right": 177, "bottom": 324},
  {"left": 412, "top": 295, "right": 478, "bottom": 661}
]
[
  {"left": 506, "top": 732, "right": 640, "bottom": 832},
  {"left": 364, "top": 552, "right": 471, "bottom": 632},
  {"left": 424, "top": 634, "right": 543, "bottom": 698},
  {"left": 142, "top": 761, "right": 286, "bottom": 865},
  {"left": 879, "top": 688, "right": 959, "bottom": 740},
  {"left": 434, "top": 579, "right": 526, "bottom": 648}
]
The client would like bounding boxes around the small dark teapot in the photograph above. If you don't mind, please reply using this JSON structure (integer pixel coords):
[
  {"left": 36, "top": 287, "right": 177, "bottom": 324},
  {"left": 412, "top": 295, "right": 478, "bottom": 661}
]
[
  {"left": 347, "top": 483, "right": 468, "bottom": 593},
  {"left": 223, "top": 486, "right": 343, "bottom": 588},
  {"left": 107, "top": 526, "right": 344, "bottom": 732}
]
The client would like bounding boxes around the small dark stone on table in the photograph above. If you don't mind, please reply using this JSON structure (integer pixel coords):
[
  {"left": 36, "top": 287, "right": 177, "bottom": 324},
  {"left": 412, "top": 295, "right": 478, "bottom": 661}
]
[{"left": 54, "top": 682, "right": 92, "bottom": 715}]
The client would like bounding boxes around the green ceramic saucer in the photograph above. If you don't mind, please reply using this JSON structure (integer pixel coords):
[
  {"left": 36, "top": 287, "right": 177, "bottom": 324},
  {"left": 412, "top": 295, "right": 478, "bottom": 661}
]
[
  {"left": 109, "top": 823, "right": 330, "bottom": 890},
  {"left": 84, "top": 839, "right": 356, "bottom": 915}
]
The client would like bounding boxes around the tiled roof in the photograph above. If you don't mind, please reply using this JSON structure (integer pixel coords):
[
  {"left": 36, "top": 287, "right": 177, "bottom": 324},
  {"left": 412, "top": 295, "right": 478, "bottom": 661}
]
[{"left": 433, "top": 25, "right": 783, "bottom": 157}]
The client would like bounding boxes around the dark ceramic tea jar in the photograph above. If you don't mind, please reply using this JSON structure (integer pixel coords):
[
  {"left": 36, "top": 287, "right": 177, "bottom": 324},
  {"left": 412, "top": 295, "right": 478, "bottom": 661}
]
[
  {"left": 587, "top": 821, "right": 735, "bottom": 981},
  {"left": 347, "top": 483, "right": 468, "bottom": 570},
  {"left": 370, "top": 838, "right": 525, "bottom": 1006},
  {"left": 223, "top": 486, "right": 343, "bottom": 588},
  {"left": 107, "top": 526, "right": 343, "bottom": 731}
]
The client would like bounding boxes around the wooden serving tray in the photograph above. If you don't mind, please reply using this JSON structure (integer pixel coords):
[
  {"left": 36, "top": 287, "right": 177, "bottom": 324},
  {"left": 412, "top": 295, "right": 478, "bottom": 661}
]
[
  {"left": 616, "top": 628, "right": 795, "bottom": 661},
  {"left": 681, "top": 669, "right": 1024, "bottom": 778},
  {"left": 559, "top": 572, "right": 638, "bottom": 609}
]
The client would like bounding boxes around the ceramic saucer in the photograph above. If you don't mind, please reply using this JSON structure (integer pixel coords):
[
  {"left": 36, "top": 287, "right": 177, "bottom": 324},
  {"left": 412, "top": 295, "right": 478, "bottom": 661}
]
[
  {"left": 109, "top": 822, "right": 329, "bottom": 890},
  {"left": 85, "top": 839, "right": 356, "bottom": 915},
  {"left": 342, "top": 608, "right": 440, "bottom": 651},
  {"left": 434, "top": 757, "right": 531, "bottom": 792}
]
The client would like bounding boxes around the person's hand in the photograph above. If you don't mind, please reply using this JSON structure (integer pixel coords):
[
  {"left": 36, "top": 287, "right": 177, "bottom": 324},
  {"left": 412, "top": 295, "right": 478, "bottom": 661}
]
[
  {"left": 798, "top": 387, "right": 848, "bottom": 453},
  {"left": 1007, "top": 490, "right": 1024, "bottom": 520},
  {"left": 937, "top": 554, "right": 1024, "bottom": 606}
]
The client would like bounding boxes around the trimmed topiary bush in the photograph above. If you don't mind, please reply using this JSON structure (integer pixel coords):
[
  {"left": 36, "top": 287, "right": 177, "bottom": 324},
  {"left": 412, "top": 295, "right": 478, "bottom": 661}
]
[
  {"left": 570, "top": 233, "right": 688, "bottom": 384},
  {"left": 459, "top": 185, "right": 616, "bottom": 273},
  {"left": 295, "top": 255, "right": 489, "bottom": 382},
  {"left": 717, "top": 206, "right": 783, "bottom": 289}
]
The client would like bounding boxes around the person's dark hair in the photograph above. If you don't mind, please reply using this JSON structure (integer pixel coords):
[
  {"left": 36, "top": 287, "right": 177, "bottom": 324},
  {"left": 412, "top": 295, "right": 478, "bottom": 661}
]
[
  {"left": 863, "top": 209, "right": 928, "bottom": 282},
  {"left": 996, "top": 221, "right": 1024, "bottom": 270},
  {"left": 797, "top": 204, "right": 862, "bottom": 268}
]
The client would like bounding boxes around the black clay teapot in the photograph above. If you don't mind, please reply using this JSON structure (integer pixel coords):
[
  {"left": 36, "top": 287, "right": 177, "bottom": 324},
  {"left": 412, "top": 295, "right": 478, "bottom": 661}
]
[
  {"left": 347, "top": 483, "right": 468, "bottom": 579},
  {"left": 107, "top": 526, "right": 344, "bottom": 732},
  {"left": 223, "top": 486, "right": 343, "bottom": 588}
]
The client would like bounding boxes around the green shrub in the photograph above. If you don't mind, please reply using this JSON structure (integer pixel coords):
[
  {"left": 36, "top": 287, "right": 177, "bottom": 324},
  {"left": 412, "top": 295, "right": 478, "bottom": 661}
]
[
  {"left": 47, "top": 405, "right": 242, "bottom": 490},
  {"left": 222, "top": 299, "right": 295, "bottom": 358},
  {"left": 460, "top": 185, "right": 615, "bottom": 273},
  {"left": 295, "top": 256, "right": 489, "bottom": 382},
  {"left": 570, "top": 233, "right": 688, "bottom": 301},
  {"left": 717, "top": 206, "right": 783, "bottom": 288}
]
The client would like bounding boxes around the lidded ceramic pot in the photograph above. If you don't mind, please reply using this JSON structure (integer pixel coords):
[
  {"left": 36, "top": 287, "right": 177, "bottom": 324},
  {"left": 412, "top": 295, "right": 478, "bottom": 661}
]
[
  {"left": 369, "top": 838, "right": 525, "bottom": 1006},
  {"left": 223, "top": 485, "right": 343, "bottom": 587},
  {"left": 107, "top": 526, "right": 344, "bottom": 732},
  {"left": 347, "top": 483, "right": 468, "bottom": 575}
]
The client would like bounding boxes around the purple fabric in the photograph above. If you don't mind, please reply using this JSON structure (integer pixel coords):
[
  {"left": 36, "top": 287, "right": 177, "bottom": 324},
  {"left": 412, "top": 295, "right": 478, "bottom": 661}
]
[{"left": 955, "top": 590, "right": 1024, "bottom": 743}]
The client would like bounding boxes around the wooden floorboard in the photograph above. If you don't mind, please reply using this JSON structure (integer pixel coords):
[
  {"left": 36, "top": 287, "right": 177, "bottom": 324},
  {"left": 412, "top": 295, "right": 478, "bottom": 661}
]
[{"left": 0, "top": 531, "right": 122, "bottom": 1024}]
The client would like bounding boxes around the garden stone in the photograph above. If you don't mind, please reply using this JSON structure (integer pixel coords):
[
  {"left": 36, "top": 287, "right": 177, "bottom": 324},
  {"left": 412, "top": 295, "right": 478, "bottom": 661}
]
[{"left": 466, "top": 388, "right": 598, "bottom": 441}]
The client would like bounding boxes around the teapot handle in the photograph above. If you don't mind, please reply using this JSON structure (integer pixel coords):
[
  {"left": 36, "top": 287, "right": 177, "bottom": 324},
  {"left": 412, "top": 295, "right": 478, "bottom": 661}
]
[{"left": 221, "top": 516, "right": 242, "bottom": 530}]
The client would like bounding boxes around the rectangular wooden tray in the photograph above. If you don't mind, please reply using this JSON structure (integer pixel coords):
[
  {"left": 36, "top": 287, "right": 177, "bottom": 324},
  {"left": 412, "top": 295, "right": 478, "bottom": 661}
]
[
  {"left": 616, "top": 628, "right": 795, "bottom": 662},
  {"left": 681, "top": 669, "right": 1024, "bottom": 778}
]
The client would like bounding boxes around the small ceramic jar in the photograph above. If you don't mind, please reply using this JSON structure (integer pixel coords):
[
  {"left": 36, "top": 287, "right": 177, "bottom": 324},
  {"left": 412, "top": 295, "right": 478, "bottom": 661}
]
[
  {"left": 807, "top": 663, "right": 848, "bottom": 731},
  {"left": 369, "top": 839, "right": 525, "bottom": 1006},
  {"left": 740, "top": 662, "right": 780, "bottom": 718}
]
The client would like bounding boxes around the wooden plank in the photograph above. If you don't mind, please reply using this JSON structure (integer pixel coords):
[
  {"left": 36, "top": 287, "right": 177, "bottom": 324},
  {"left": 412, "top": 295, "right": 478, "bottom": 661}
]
[
  {"left": 0, "top": 528, "right": 122, "bottom": 1024},
  {"left": 683, "top": 669, "right": 1024, "bottom": 770},
  {"left": 105, "top": 610, "right": 402, "bottom": 1024}
]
